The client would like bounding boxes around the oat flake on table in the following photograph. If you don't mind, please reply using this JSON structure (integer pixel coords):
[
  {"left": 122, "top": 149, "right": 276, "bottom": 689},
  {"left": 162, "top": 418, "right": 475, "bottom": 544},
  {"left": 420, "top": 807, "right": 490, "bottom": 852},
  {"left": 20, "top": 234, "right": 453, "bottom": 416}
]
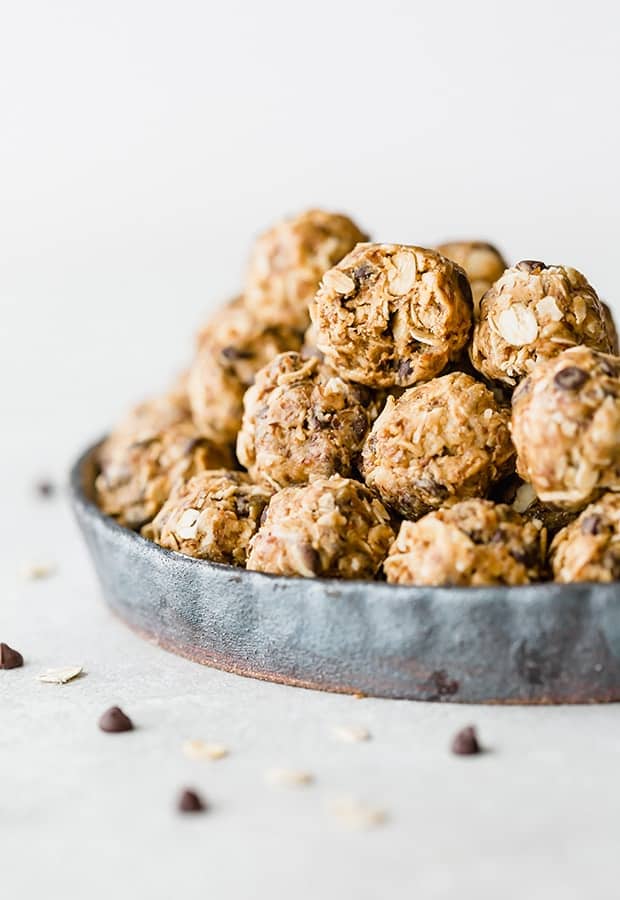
[
  {"left": 37, "top": 666, "right": 83, "bottom": 684},
  {"left": 265, "top": 767, "right": 314, "bottom": 787},
  {"left": 183, "top": 740, "right": 229, "bottom": 761}
]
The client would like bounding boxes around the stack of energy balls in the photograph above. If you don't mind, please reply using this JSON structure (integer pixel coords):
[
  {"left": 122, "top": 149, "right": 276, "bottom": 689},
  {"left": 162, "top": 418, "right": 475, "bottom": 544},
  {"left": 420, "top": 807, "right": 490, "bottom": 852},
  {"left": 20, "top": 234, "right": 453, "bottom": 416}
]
[{"left": 96, "top": 210, "right": 620, "bottom": 586}]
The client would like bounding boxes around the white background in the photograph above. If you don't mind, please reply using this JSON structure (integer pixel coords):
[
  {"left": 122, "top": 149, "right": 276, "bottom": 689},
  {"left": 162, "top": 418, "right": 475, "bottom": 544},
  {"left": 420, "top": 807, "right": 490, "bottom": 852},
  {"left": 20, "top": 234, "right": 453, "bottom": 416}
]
[{"left": 2, "top": 1, "right": 620, "bottom": 898}]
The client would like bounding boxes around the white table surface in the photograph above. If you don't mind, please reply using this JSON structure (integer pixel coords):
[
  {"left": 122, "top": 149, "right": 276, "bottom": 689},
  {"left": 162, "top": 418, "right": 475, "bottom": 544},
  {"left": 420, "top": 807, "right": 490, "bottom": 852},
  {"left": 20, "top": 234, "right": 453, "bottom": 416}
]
[{"left": 2, "top": 1, "right": 620, "bottom": 896}]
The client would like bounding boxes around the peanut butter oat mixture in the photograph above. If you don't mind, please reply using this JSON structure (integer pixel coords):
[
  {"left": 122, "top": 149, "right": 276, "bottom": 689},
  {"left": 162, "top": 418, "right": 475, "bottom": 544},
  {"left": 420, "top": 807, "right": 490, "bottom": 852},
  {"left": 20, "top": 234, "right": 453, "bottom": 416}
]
[
  {"left": 246, "top": 476, "right": 394, "bottom": 578},
  {"left": 189, "top": 298, "right": 302, "bottom": 445},
  {"left": 550, "top": 492, "right": 620, "bottom": 583},
  {"left": 143, "top": 470, "right": 272, "bottom": 565},
  {"left": 96, "top": 416, "right": 233, "bottom": 530},
  {"left": 384, "top": 499, "right": 546, "bottom": 587},
  {"left": 245, "top": 209, "right": 367, "bottom": 332},
  {"left": 510, "top": 346, "right": 620, "bottom": 509},
  {"left": 471, "top": 261, "right": 613, "bottom": 385},
  {"left": 237, "top": 352, "right": 379, "bottom": 489},
  {"left": 436, "top": 241, "right": 507, "bottom": 315},
  {"left": 361, "top": 372, "right": 515, "bottom": 519},
  {"left": 310, "top": 243, "right": 473, "bottom": 388}
]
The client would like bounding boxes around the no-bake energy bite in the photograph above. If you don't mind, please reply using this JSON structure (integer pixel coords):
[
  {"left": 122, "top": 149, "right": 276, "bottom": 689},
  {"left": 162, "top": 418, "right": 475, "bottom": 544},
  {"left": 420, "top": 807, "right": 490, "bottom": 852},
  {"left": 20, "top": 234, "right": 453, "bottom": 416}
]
[
  {"left": 361, "top": 372, "right": 515, "bottom": 519},
  {"left": 384, "top": 499, "right": 546, "bottom": 587},
  {"left": 246, "top": 475, "right": 394, "bottom": 578},
  {"left": 244, "top": 209, "right": 368, "bottom": 332},
  {"left": 236, "top": 352, "right": 379, "bottom": 489},
  {"left": 189, "top": 298, "right": 302, "bottom": 445},
  {"left": 470, "top": 261, "right": 613, "bottom": 385},
  {"left": 143, "top": 470, "right": 273, "bottom": 565},
  {"left": 550, "top": 492, "right": 620, "bottom": 583},
  {"left": 310, "top": 244, "right": 473, "bottom": 388},
  {"left": 436, "top": 240, "right": 507, "bottom": 315},
  {"left": 96, "top": 417, "right": 233, "bottom": 530},
  {"left": 510, "top": 346, "right": 620, "bottom": 509}
]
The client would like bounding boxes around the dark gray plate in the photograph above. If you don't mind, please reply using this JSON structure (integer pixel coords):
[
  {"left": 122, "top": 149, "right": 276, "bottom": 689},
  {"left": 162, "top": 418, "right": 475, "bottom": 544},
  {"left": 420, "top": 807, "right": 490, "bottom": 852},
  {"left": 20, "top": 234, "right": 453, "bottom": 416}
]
[{"left": 70, "top": 441, "right": 620, "bottom": 703}]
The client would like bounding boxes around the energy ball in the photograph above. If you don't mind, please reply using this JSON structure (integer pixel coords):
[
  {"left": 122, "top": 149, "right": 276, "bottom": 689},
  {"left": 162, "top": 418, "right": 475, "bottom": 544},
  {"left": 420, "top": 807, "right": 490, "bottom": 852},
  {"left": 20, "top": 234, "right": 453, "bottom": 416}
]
[
  {"left": 189, "top": 299, "right": 302, "bottom": 445},
  {"left": 550, "top": 492, "right": 620, "bottom": 582},
  {"left": 237, "top": 352, "right": 379, "bottom": 489},
  {"left": 361, "top": 371, "right": 515, "bottom": 518},
  {"left": 491, "top": 475, "right": 577, "bottom": 536},
  {"left": 142, "top": 470, "right": 273, "bottom": 565},
  {"left": 384, "top": 499, "right": 546, "bottom": 587},
  {"left": 471, "top": 260, "right": 613, "bottom": 385},
  {"left": 246, "top": 475, "right": 394, "bottom": 579},
  {"left": 96, "top": 417, "right": 233, "bottom": 530},
  {"left": 511, "top": 346, "right": 620, "bottom": 509},
  {"left": 436, "top": 240, "right": 507, "bottom": 315},
  {"left": 310, "top": 243, "right": 473, "bottom": 388},
  {"left": 244, "top": 209, "right": 367, "bottom": 331}
]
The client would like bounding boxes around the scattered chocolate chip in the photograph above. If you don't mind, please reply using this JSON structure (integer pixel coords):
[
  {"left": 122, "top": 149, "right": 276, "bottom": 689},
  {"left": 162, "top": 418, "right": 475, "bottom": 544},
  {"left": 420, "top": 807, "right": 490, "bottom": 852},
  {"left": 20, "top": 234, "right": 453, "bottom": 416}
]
[
  {"left": 553, "top": 366, "right": 588, "bottom": 391},
  {"left": 178, "top": 789, "right": 206, "bottom": 813},
  {"left": 35, "top": 480, "right": 56, "bottom": 498},
  {"left": 451, "top": 725, "right": 481, "bottom": 755},
  {"left": 581, "top": 514, "right": 602, "bottom": 535},
  {"left": 516, "top": 260, "right": 547, "bottom": 274},
  {"left": 0, "top": 642, "right": 24, "bottom": 670},
  {"left": 98, "top": 706, "right": 134, "bottom": 733}
]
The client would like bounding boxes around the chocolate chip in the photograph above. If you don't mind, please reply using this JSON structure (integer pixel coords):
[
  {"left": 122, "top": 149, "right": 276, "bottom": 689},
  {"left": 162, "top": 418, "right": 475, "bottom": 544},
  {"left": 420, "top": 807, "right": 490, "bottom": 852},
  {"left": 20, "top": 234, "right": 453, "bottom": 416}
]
[
  {"left": 0, "top": 642, "right": 24, "bottom": 669},
  {"left": 178, "top": 789, "right": 206, "bottom": 813},
  {"left": 35, "top": 480, "right": 56, "bottom": 498},
  {"left": 516, "top": 260, "right": 547, "bottom": 274},
  {"left": 221, "top": 345, "right": 252, "bottom": 362},
  {"left": 414, "top": 476, "right": 449, "bottom": 499},
  {"left": 352, "top": 263, "right": 374, "bottom": 284},
  {"left": 98, "top": 706, "right": 134, "bottom": 733},
  {"left": 396, "top": 359, "right": 413, "bottom": 379},
  {"left": 553, "top": 366, "right": 589, "bottom": 391},
  {"left": 451, "top": 725, "right": 481, "bottom": 756},
  {"left": 581, "top": 514, "right": 602, "bottom": 535}
]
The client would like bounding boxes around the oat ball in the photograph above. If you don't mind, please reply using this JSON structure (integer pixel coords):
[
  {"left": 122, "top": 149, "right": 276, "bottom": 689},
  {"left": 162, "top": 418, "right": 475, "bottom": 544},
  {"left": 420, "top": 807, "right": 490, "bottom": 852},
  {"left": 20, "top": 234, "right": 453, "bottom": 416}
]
[
  {"left": 436, "top": 240, "right": 507, "bottom": 315},
  {"left": 310, "top": 243, "right": 473, "bottom": 388},
  {"left": 246, "top": 475, "right": 394, "bottom": 579},
  {"left": 96, "top": 415, "right": 233, "bottom": 530},
  {"left": 550, "top": 492, "right": 620, "bottom": 582},
  {"left": 142, "top": 470, "right": 273, "bottom": 565},
  {"left": 384, "top": 500, "right": 546, "bottom": 587},
  {"left": 511, "top": 346, "right": 620, "bottom": 509},
  {"left": 189, "top": 299, "right": 302, "bottom": 445},
  {"left": 236, "top": 352, "right": 379, "bottom": 489},
  {"left": 361, "top": 372, "right": 515, "bottom": 518},
  {"left": 491, "top": 475, "right": 577, "bottom": 536},
  {"left": 470, "top": 260, "right": 613, "bottom": 385},
  {"left": 244, "top": 209, "right": 368, "bottom": 331}
]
